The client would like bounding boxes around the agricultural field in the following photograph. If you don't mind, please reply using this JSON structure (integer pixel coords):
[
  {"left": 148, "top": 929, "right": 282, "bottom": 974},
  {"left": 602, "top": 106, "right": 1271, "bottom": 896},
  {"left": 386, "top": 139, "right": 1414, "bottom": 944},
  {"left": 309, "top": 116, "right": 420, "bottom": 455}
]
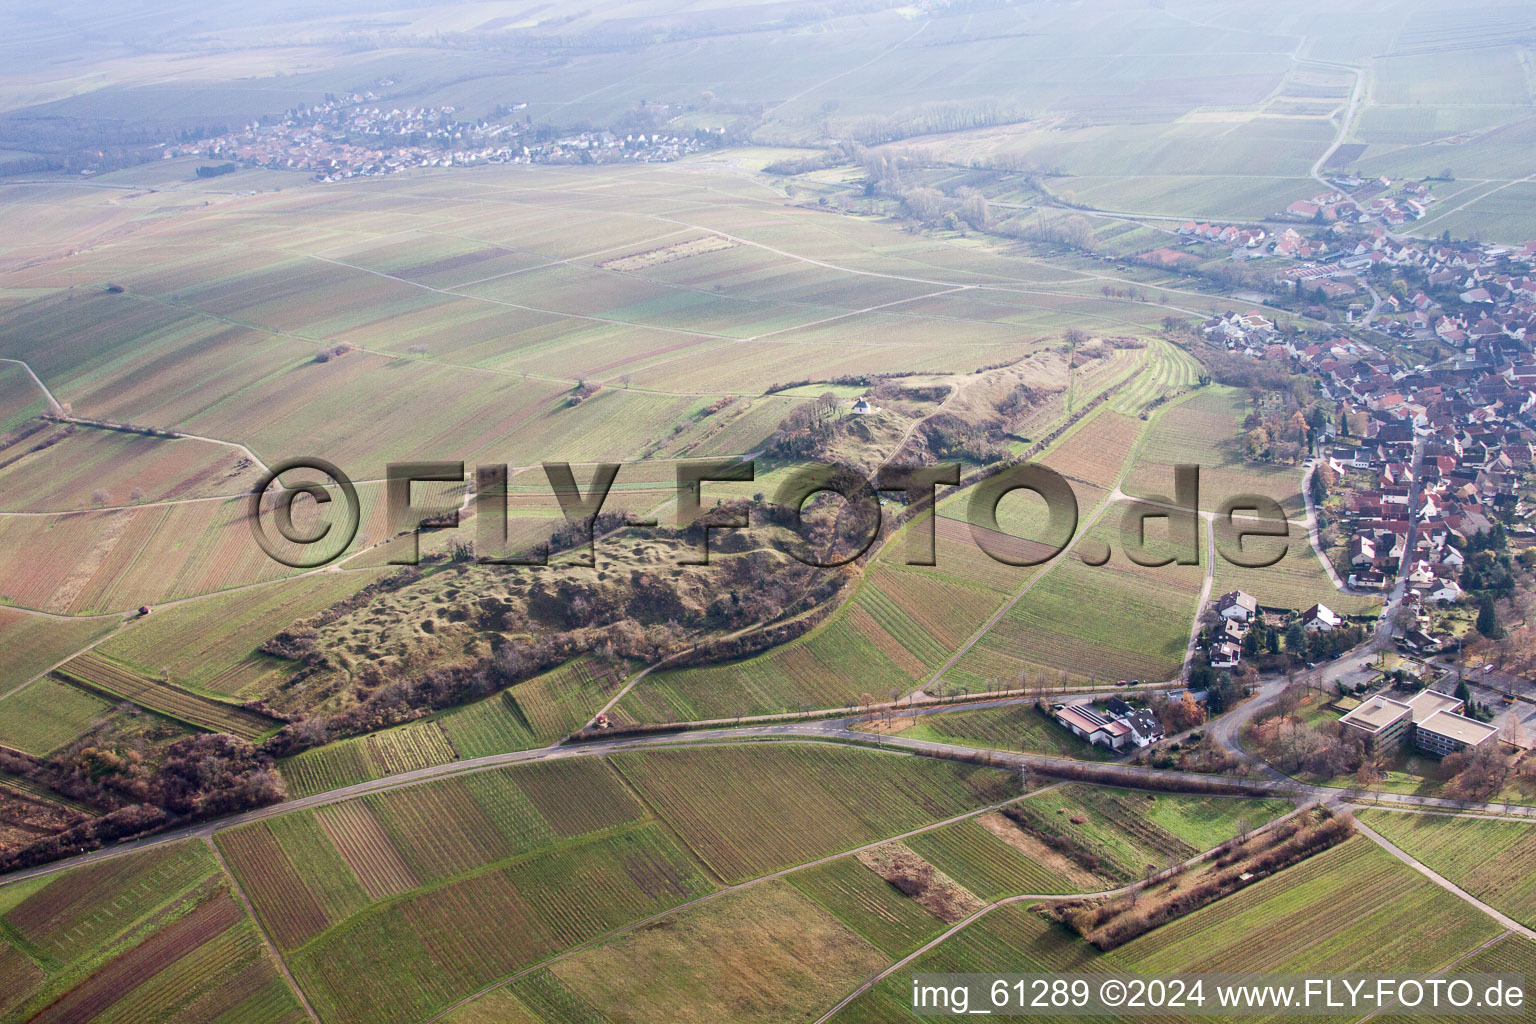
[
  {"left": 53, "top": 651, "right": 279, "bottom": 740},
  {"left": 221, "top": 758, "right": 710, "bottom": 1024},
  {"left": 1001, "top": 785, "right": 1293, "bottom": 883},
  {"left": 1107, "top": 836, "right": 1501, "bottom": 974},
  {"left": 282, "top": 657, "right": 628, "bottom": 796},
  {"left": 1104, "top": 340, "right": 1200, "bottom": 419},
  {"left": 5, "top": 4, "right": 1531, "bottom": 1015},
  {"left": 874, "top": 702, "right": 1121, "bottom": 762},
  {"left": 0, "top": 426, "right": 261, "bottom": 512},
  {"left": 1371, "top": 933, "right": 1536, "bottom": 1024},
  {"left": 1211, "top": 517, "right": 1380, "bottom": 616},
  {"left": 786, "top": 855, "right": 950, "bottom": 958},
  {"left": 0, "top": 363, "right": 45, "bottom": 433},
  {"left": 542, "top": 881, "right": 890, "bottom": 1024},
  {"left": 438, "top": 656, "right": 627, "bottom": 756},
  {"left": 0, "top": 676, "right": 114, "bottom": 755},
  {"left": 946, "top": 514, "right": 1206, "bottom": 690},
  {"left": 615, "top": 565, "right": 1007, "bottom": 722},
  {"left": 95, "top": 568, "right": 387, "bottom": 694},
  {"left": 904, "top": 817, "right": 1078, "bottom": 900},
  {"left": 610, "top": 744, "right": 1020, "bottom": 882},
  {"left": 0, "top": 608, "right": 115, "bottom": 695},
  {"left": 619, "top": 392, "right": 1155, "bottom": 723},
  {"left": 1357, "top": 810, "right": 1536, "bottom": 929},
  {"left": 831, "top": 900, "right": 1110, "bottom": 1023},
  {"left": 279, "top": 719, "right": 457, "bottom": 798},
  {"left": 0, "top": 839, "right": 305, "bottom": 1024}
]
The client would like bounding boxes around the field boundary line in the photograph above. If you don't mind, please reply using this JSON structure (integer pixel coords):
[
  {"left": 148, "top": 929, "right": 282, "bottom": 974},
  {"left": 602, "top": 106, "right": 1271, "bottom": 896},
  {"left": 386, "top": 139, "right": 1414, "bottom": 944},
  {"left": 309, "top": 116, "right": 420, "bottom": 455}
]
[
  {"left": 420, "top": 780, "right": 1069, "bottom": 1024},
  {"left": 811, "top": 801, "right": 1313, "bottom": 1024},
  {"left": 603, "top": 756, "right": 729, "bottom": 887},
  {"left": 203, "top": 835, "right": 321, "bottom": 1023},
  {"left": 1351, "top": 817, "right": 1536, "bottom": 941},
  {"left": 1351, "top": 929, "right": 1516, "bottom": 1024}
]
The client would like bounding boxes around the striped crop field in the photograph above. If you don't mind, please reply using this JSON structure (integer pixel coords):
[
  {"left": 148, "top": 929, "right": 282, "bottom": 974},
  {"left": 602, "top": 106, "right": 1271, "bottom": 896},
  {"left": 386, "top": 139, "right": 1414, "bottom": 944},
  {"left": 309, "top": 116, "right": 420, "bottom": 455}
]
[
  {"left": 438, "top": 657, "right": 624, "bottom": 756},
  {"left": 833, "top": 901, "right": 1108, "bottom": 1022},
  {"left": 1002, "top": 785, "right": 1292, "bottom": 883},
  {"left": 1123, "top": 386, "right": 1307, "bottom": 515},
  {"left": 286, "top": 823, "right": 713, "bottom": 1024},
  {"left": 278, "top": 719, "right": 457, "bottom": 797},
  {"left": 618, "top": 567, "right": 1004, "bottom": 724},
  {"left": 1107, "top": 338, "right": 1200, "bottom": 417},
  {"left": 0, "top": 676, "right": 114, "bottom": 756},
  {"left": 1039, "top": 407, "right": 1146, "bottom": 490},
  {"left": 1371, "top": 933, "right": 1536, "bottom": 1024},
  {"left": 53, "top": 652, "right": 278, "bottom": 740},
  {"left": 0, "top": 837, "right": 303, "bottom": 1024},
  {"left": 1108, "top": 836, "right": 1501, "bottom": 974},
  {"left": 1358, "top": 810, "right": 1536, "bottom": 929},
  {"left": 543, "top": 880, "right": 890, "bottom": 1024},
  {"left": 216, "top": 814, "right": 372, "bottom": 949},
  {"left": 610, "top": 743, "right": 1021, "bottom": 882},
  {"left": 0, "top": 608, "right": 116, "bottom": 695},
  {"left": 786, "top": 855, "right": 948, "bottom": 958},
  {"left": 904, "top": 818, "right": 1076, "bottom": 900}
]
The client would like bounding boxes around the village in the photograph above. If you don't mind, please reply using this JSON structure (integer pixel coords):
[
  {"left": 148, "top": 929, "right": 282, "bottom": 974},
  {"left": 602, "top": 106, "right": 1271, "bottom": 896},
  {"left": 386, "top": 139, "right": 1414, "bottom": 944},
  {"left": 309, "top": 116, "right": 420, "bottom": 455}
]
[{"left": 160, "top": 94, "right": 720, "bottom": 181}]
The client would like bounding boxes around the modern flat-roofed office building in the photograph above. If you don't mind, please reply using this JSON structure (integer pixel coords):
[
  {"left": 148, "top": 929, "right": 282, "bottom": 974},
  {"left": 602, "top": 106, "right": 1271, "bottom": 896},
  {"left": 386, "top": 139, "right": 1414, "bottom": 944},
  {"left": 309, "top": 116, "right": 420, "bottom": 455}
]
[{"left": 1338, "top": 688, "right": 1497, "bottom": 757}]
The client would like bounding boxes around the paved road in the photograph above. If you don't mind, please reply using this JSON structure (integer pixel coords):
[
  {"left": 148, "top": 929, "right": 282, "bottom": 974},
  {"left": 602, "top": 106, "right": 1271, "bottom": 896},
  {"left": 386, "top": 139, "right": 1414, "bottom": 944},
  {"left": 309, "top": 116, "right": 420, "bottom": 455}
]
[{"left": 1352, "top": 817, "right": 1536, "bottom": 941}]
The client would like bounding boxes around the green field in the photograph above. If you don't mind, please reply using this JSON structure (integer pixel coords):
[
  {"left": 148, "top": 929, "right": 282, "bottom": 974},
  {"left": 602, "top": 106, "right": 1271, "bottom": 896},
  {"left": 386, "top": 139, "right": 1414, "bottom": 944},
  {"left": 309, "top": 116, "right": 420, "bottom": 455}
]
[
  {"left": 282, "top": 657, "right": 626, "bottom": 797},
  {"left": 544, "top": 881, "right": 890, "bottom": 1024},
  {"left": 879, "top": 702, "right": 1121, "bottom": 761},
  {"left": 0, "top": 676, "right": 114, "bottom": 755},
  {"left": 1357, "top": 810, "right": 1536, "bottom": 929},
  {"left": 1109, "top": 836, "right": 1500, "bottom": 973},
  {"left": 610, "top": 744, "right": 1021, "bottom": 882},
  {"left": 0, "top": 840, "right": 305, "bottom": 1024},
  {"left": 1001, "top": 785, "right": 1293, "bottom": 883},
  {"left": 835, "top": 834, "right": 1504, "bottom": 1022},
  {"left": 279, "top": 719, "right": 459, "bottom": 798},
  {"left": 0, "top": 605, "right": 116, "bottom": 696},
  {"left": 219, "top": 743, "right": 1025, "bottom": 1024},
  {"left": 97, "top": 569, "right": 385, "bottom": 693},
  {"left": 438, "top": 657, "right": 625, "bottom": 756}
]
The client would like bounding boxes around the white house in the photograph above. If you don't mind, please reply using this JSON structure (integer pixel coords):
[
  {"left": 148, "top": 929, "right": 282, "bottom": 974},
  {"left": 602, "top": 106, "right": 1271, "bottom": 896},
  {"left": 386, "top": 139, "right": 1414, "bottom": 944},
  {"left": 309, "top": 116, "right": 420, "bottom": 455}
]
[
  {"left": 1215, "top": 590, "right": 1259, "bottom": 623},
  {"left": 1301, "top": 603, "right": 1341, "bottom": 632},
  {"left": 1426, "top": 579, "right": 1463, "bottom": 603}
]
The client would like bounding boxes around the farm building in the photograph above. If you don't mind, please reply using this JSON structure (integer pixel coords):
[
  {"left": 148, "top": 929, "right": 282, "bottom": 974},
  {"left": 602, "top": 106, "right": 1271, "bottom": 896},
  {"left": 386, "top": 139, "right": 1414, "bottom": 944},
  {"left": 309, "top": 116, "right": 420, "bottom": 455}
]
[{"left": 1338, "top": 688, "right": 1493, "bottom": 757}]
